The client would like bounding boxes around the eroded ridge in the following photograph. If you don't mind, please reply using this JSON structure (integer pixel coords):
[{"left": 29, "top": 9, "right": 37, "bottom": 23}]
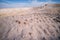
[{"left": 0, "top": 13, "right": 60, "bottom": 40}]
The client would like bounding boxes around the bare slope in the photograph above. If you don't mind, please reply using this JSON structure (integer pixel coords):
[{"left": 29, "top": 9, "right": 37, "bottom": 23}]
[{"left": 0, "top": 4, "right": 60, "bottom": 40}]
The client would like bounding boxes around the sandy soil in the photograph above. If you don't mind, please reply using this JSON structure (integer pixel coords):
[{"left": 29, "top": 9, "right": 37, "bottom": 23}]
[{"left": 0, "top": 4, "right": 60, "bottom": 40}]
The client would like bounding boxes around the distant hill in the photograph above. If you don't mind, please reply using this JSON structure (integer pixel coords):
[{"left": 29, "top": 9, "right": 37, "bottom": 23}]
[
  {"left": 44, "top": 4, "right": 60, "bottom": 7},
  {"left": 0, "top": 4, "right": 60, "bottom": 17}
]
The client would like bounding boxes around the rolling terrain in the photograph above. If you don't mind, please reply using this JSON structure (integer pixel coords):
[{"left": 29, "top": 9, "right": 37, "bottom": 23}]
[{"left": 0, "top": 4, "right": 60, "bottom": 40}]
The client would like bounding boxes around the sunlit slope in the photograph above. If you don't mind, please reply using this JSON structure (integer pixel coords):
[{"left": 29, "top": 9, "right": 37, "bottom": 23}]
[{"left": 0, "top": 8, "right": 32, "bottom": 17}]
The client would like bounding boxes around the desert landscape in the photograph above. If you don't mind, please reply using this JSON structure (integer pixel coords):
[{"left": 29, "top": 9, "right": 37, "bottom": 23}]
[{"left": 0, "top": 4, "right": 60, "bottom": 40}]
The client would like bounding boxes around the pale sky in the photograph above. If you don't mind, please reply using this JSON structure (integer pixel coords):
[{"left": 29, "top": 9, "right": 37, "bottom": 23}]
[{"left": 0, "top": 0, "right": 60, "bottom": 8}]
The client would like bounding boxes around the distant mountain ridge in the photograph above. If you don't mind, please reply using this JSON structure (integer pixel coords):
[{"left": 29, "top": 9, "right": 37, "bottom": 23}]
[{"left": 44, "top": 4, "right": 60, "bottom": 7}]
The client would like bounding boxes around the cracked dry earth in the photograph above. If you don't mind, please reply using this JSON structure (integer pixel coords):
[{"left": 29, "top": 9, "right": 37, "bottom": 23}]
[{"left": 0, "top": 9, "right": 60, "bottom": 40}]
